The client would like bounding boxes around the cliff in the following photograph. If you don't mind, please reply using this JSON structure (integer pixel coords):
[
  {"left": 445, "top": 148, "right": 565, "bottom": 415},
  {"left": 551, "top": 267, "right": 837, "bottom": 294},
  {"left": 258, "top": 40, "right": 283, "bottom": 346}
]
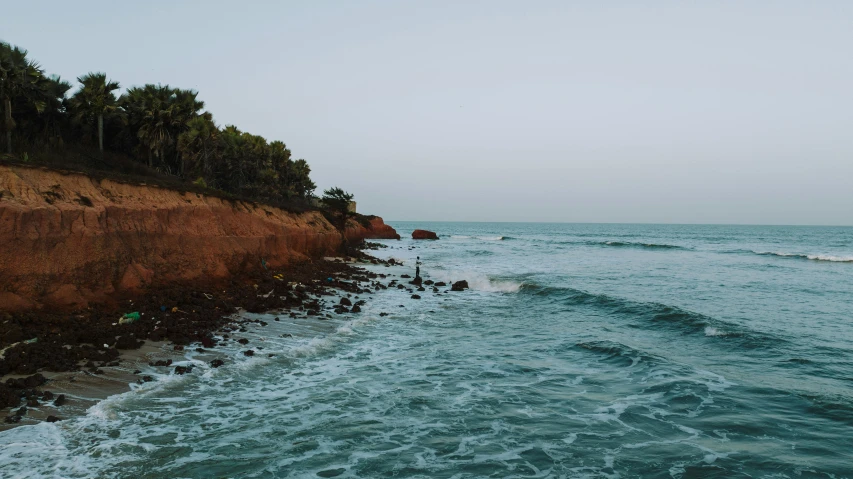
[{"left": 0, "top": 165, "right": 398, "bottom": 312}]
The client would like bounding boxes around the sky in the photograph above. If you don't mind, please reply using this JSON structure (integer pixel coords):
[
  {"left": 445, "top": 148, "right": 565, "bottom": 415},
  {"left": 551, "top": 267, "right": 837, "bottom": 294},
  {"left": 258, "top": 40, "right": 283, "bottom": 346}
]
[{"left": 2, "top": 1, "right": 852, "bottom": 224}]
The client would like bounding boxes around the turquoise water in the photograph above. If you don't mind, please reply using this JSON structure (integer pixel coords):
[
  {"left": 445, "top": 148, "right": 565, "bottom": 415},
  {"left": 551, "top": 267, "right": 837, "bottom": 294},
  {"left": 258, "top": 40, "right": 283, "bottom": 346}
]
[{"left": 2, "top": 223, "right": 852, "bottom": 478}]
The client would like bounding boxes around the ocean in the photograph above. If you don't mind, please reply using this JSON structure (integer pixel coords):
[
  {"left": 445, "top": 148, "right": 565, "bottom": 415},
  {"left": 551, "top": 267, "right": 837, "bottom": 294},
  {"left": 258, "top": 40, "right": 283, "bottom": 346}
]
[{"left": 2, "top": 222, "right": 852, "bottom": 478}]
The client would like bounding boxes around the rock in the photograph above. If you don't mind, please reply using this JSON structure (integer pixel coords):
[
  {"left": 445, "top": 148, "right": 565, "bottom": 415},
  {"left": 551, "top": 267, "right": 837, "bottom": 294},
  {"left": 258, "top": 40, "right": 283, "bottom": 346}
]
[
  {"left": 351, "top": 305, "right": 361, "bottom": 313},
  {"left": 412, "top": 229, "right": 439, "bottom": 240},
  {"left": 243, "top": 350, "right": 255, "bottom": 357},
  {"left": 435, "top": 282, "right": 447, "bottom": 287},
  {"left": 210, "top": 359, "right": 225, "bottom": 368},
  {"left": 174, "top": 365, "right": 193, "bottom": 375},
  {"left": 411, "top": 294, "right": 421, "bottom": 299},
  {"left": 237, "top": 338, "right": 249, "bottom": 345},
  {"left": 6, "top": 373, "right": 47, "bottom": 389},
  {"left": 417, "top": 287, "right": 425, "bottom": 292},
  {"left": 4, "top": 415, "right": 21, "bottom": 424},
  {"left": 115, "top": 335, "right": 144, "bottom": 350},
  {"left": 45, "top": 415, "right": 61, "bottom": 423},
  {"left": 424, "top": 280, "right": 434, "bottom": 285},
  {"left": 53, "top": 394, "right": 66, "bottom": 406},
  {"left": 142, "top": 376, "right": 154, "bottom": 382},
  {"left": 26, "top": 398, "right": 39, "bottom": 407},
  {"left": 451, "top": 280, "right": 469, "bottom": 291},
  {"left": 339, "top": 297, "right": 352, "bottom": 306},
  {"left": 379, "top": 312, "right": 388, "bottom": 317}
]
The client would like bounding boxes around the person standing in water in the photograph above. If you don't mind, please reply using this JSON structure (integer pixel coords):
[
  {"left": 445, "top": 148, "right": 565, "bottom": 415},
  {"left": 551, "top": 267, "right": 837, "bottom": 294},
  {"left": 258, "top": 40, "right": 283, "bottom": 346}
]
[{"left": 415, "top": 256, "right": 422, "bottom": 280}]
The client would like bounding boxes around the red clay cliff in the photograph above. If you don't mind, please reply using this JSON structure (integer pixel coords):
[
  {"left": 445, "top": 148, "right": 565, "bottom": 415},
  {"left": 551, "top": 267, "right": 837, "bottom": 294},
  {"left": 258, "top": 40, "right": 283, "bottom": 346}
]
[{"left": 0, "top": 165, "right": 397, "bottom": 311}]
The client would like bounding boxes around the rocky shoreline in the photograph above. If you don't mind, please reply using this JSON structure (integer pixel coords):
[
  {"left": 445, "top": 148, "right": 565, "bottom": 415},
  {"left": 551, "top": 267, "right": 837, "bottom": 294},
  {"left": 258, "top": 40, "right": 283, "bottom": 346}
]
[
  {"left": 0, "top": 245, "right": 403, "bottom": 427},
  {"left": 0, "top": 236, "right": 473, "bottom": 430}
]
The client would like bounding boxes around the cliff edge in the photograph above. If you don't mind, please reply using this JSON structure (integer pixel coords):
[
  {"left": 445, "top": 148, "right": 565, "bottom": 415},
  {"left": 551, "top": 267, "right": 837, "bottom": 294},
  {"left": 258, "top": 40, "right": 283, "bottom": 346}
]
[{"left": 0, "top": 165, "right": 397, "bottom": 311}]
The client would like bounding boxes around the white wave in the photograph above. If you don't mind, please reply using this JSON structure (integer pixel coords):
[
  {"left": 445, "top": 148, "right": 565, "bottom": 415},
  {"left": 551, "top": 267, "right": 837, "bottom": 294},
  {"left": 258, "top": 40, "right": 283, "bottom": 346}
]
[
  {"left": 428, "top": 270, "right": 522, "bottom": 293},
  {"left": 754, "top": 251, "right": 853, "bottom": 262},
  {"left": 704, "top": 326, "right": 728, "bottom": 337},
  {"left": 806, "top": 254, "right": 853, "bottom": 262}
]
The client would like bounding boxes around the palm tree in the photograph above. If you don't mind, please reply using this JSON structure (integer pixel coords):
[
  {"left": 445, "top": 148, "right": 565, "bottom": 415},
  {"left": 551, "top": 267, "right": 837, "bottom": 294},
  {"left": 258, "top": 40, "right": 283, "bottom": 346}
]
[
  {"left": 121, "top": 84, "right": 173, "bottom": 167},
  {"left": 37, "top": 75, "right": 72, "bottom": 145},
  {"left": 177, "top": 112, "right": 219, "bottom": 182},
  {"left": 170, "top": 88, "right": 204, "bottom": 176},
  {"left": 0, "top": 42, "right": 45, "bottom": 154},
  {"left": 68, "top": 72, "right": 120, "bottom": 155}
]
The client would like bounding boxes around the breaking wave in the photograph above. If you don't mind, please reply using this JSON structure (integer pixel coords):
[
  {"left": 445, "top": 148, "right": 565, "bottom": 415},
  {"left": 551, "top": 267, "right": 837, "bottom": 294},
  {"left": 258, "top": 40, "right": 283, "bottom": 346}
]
[{"left": 753, "top": 251, "right": 853, "bottom": 263}]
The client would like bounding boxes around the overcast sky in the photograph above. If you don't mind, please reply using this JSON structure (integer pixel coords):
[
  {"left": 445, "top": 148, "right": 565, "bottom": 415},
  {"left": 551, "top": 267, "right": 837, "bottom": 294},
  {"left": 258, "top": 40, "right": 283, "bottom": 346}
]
[{"left": 3, "top": 1, "right": 852, "bottom": 224}]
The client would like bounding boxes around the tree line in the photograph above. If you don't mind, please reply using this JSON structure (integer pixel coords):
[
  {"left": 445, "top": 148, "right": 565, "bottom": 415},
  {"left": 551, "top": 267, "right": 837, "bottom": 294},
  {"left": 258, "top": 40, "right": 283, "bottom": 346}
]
[{"left": 0, "top": 41, "right": 316, "bottom": 201}]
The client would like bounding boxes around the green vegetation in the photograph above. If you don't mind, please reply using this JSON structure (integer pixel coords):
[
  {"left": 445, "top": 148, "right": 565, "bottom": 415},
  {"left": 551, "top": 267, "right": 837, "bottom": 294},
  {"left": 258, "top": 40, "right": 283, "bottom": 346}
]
[
  {"left": 322, "top": 187, "right": 356, "bottom": 250},
  {"left": 0, "top": 41, "right": 316, "bottom": 204}
]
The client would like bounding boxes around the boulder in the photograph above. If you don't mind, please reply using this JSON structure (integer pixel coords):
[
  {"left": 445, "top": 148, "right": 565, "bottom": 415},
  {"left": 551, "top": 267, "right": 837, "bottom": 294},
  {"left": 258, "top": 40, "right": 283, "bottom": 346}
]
[
  {"left": 451, "top": 280, "right": 469, "bottom": 291},
  {"left": 412, "top": 230, "right": 439, "bottom": 240}
]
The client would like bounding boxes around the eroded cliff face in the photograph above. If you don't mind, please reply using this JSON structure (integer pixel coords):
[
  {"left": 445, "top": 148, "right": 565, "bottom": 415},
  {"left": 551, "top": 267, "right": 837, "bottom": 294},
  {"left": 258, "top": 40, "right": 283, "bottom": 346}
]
[{"left": 0, "top": 165, "right": 398, "bottom": 311}]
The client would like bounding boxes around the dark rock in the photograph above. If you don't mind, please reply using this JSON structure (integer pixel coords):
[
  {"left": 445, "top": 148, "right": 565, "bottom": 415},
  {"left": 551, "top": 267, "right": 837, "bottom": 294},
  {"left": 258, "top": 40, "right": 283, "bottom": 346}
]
[
  {"left": 243, "top": 350, "right": 255, "bottom": 357},
  {"left": 42, "top": 391, "right": 54, "bottom": 400},
  {"left": 15, "top": 406, "right": 26, "bottom": 416},
  {"left": 132, "top": 370, "right": 141, "bottom": 375},
  {"left": 6, "top": 373, "right": 47, "bottom": 389},
  {"left": 174, "top": 365, "right": 193, "bottom": 375},
  {"left": 412, "top": 229, "right": 439, "bottom": 240},
  {"left": 142, "top": 376, "right": 154, "bottom": 382},
  {"left": 27, "top": 398, "right": 39, "bottom": 407},
  {"left": 400, "top": 274, "right": 411, "bottom": 279},
  {"left": 435, "top": 282, "right": 447, "bottom": 287},
  {"left": 351, "top": 305, "right": 361, "bottom": 313},
  {"left": 46, "top": 415, "right": 62, "bottom": 423},
  {"left": 53, "top": 394, "right": 66, "bottom": 406},
  {"left": 115, "top": 335, "right": 144, "bottom": 350},
  {"left": 417, "top": 287, "right": 425, "bottom": 292},
  {"left": 451, "top": 280, "right": 469, "bottom": 291},
  {"left": 411, "top": 294, "right": 421, "bottom": 299},
  {"left": 424, "top": 280, "right": 434, "bottom": 285},
  {"left": 237, "top": 338, "right": 249, "bottom": 345},
  {"left": 4, "top": 415, "right": 21, "bottom": 424},
  {"left": 339, "top": 297, "right": 352, "bottom": 306},
  {"left": 210, "top": 359, "right": 225, "bottom": 368}
]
